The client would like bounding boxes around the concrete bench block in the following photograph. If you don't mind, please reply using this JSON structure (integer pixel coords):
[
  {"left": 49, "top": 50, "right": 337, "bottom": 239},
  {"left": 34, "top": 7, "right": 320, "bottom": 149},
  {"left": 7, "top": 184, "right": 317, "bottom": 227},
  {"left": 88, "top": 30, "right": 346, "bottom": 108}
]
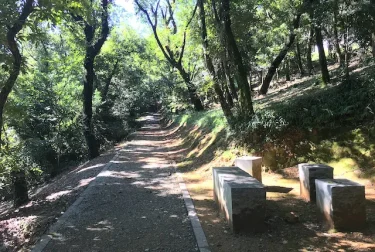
[
  {"left": 298, "top": 163, "right": 333, "bottom": 202},
  {"left": 315, "top": 179, "right": 366, "bottom": 230},
  {"left": 234, "top": 156, "right": 262, "bottom": 182},
  {"left": 213, "top": 167, "right": 266, "bottom": 233}
]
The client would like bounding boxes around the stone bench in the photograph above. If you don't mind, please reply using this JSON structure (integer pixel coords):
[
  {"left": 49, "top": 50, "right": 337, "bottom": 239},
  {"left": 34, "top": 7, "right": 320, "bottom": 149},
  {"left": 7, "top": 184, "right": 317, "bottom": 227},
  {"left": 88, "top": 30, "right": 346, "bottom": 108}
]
[
  {"left": 213, "top": 167, "right": 266, "bottom": 233},
  {"left": 298, "top": 163, "right": 333, "bottom": 202},
  {"left": 315, "top": 179, "right": 366, "bottom": 230},
  {"left": 234, "top": 156, "right": 262, "bottom": 182}
]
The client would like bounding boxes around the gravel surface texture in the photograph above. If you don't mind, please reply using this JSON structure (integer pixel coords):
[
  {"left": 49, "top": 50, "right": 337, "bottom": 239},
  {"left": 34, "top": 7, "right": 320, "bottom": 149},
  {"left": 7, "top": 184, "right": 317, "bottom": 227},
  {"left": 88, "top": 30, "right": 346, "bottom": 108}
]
[{"left": 38, "top": 114, "right": 197, "bottom": 252}]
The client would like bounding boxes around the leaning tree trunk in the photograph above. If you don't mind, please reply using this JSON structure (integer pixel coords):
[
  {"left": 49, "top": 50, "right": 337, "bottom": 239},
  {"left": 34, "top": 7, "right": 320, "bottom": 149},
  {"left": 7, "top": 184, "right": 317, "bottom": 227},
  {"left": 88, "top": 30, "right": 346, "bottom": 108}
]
[
  {"left": 222, "top": 59, "right": 238, "bottom": 101},
  {"left": 219, "top": 63, "right": 234, "bottom": 107},
  {"left": 136, "top": 0, "right": 204, "bottom": 112},
  {"left": 221, "top": 0, "right": 254, "bottom": 117},
  {"left": 197, "top": 0, "right": 233, "bottom": 122},
  {"left": 0, "top": 0, "right": 34, "bottom": 144},
  {"left": 178, "top": 68, "right": 204, "bottom": 111},
  {"left": 260, "top": 13, "right": 302, "bottom": 94}
]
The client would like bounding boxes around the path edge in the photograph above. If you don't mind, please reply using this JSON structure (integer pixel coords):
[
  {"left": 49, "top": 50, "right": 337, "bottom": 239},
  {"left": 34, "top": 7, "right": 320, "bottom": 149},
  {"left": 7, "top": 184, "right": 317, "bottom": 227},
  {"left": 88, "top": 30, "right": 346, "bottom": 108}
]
[
  {"left": 172, "top": 162, "right": 211, "bottom": 252},
  {"left": 31, "top": 153, "right": 120, "bottom": 252}
]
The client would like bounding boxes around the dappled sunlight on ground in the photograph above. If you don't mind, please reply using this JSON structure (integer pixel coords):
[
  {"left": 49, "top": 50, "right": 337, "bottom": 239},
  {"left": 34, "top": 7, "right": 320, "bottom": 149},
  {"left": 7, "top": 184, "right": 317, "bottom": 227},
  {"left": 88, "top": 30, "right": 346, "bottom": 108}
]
[
  {"left": 167, "top": 111, "right": 375, "bottom": 251},
  {"left": 46, "top": 190, "right": 72, "bottom": 201},
  {"left": 0, "top": 148, "right": 117, "bottom": 251},
  {"left": 77, "top": 163, "right": 106, "bottom": 173}
]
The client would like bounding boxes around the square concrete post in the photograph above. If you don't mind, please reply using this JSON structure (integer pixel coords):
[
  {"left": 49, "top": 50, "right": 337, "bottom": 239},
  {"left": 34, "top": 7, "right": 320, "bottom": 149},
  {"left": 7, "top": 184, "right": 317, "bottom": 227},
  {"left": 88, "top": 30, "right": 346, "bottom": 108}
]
[
  {"left": 298, "top": 163, "right": 333, "bottom": 202},
  {"left": 213, "top": 167, "right": 266, "bottom": 233},
  {"left": 234, "top": 156, "right": 262, "bottom": 182},
  {"left": 315, "top": 179, "right": 366, "bottom": 230}
]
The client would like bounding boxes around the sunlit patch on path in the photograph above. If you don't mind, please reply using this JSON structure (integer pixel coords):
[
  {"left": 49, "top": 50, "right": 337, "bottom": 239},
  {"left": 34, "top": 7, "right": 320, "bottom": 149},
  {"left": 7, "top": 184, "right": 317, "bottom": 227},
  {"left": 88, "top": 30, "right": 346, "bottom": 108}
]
[{"left": 32, "top": 114, "right": 198, "bottom": 252}]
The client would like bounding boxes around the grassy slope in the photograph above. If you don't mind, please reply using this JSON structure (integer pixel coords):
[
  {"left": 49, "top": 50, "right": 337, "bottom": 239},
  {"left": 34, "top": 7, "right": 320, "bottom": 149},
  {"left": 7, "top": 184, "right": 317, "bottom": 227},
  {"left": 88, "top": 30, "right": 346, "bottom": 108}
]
[
  {"left": 169, "top": 61, "right": 375, "bottom": 251},
  {"left": 174, "top": 62, "right": 375, "bottom": 183}
]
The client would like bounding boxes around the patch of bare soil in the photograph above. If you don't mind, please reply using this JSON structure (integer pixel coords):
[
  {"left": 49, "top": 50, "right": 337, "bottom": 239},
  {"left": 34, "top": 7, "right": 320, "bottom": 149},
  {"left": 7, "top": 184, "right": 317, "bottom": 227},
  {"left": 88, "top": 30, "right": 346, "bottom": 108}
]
[
  {"left": 0, "top": 148, "right": 117, "bottom": 252},
  {"left": 166, "top": 123, "right": 375, "bottom": 252}
]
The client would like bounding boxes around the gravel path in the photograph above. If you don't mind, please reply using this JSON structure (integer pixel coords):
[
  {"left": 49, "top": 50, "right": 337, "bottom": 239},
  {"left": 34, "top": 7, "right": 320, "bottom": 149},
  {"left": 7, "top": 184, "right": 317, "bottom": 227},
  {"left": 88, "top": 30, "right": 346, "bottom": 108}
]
[{"left": 35, "top": 114, "right": 198, "bottom": 252}]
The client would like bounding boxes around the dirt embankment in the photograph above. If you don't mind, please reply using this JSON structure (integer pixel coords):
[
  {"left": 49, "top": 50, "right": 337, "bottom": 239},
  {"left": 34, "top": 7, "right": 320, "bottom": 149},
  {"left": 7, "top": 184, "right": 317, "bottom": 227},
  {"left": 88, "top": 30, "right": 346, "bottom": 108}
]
[{"left": 166, "top": 117, "right": 375, "bottom": 252}]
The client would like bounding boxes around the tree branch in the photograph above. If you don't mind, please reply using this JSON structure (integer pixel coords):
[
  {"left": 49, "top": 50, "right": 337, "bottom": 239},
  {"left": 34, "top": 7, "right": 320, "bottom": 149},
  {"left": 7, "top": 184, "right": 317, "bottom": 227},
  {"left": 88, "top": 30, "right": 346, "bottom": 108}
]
[
  {"left": 177, "top": 1, "right": 198, "bottom": 65},
  {"left": 135, "top": 0, "right": 175, "bottom": 66},
  {"left": 93, "top": 0, "right": 110, "bottom": 56}
]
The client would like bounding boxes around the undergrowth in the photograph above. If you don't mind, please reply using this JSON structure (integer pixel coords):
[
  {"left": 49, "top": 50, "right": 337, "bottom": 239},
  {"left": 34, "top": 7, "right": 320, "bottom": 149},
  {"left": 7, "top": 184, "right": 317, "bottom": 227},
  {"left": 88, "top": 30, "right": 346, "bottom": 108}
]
[{"left": 174, "top": 65, "right": 375, "bottom": 180}]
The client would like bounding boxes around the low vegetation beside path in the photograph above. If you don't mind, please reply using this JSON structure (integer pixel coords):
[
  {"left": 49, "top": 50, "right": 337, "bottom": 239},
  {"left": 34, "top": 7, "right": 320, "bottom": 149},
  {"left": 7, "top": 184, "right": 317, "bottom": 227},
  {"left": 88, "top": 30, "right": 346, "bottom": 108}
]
[{"left": 168, "top": 68, "right": 375, "bottom": 251}]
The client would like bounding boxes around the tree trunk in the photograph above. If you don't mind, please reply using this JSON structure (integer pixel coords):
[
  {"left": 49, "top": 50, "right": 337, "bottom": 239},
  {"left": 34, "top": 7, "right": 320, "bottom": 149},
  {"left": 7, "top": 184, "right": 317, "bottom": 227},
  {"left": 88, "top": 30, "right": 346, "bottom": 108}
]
[
  {"left": 259, "top": 12, "right": 302, "bottom": 94},
  {"left": 101, "top": 59, "right": 119, "bottom": 102},
  {"left": 12, "top": 170, "right": 29, "bottom": 207},
  {"left": 307, "top": 26, "right": 314, "bottom": 76},
  {"left": 221, "top": 0, "right": 254, "bottom": 117},
  {"left": 285, "top": 59, "right": 291, "bottom": 81},
  {"left": 224, "top": 83, "right": 234, "bottom": 107},
  {"left": 333, "top": 0, "right": 344, "bottom": 65},
  {"left": 0, "top": 0, "right": 34, "bottom": 144},
  {"left": 197, "top": 0, "right": 232, "bottom": 121},
  {"left": 77, "top": 0, "right": 110, "bottom": 159},
  {"left": 83, "top": 55, "right": 100, "bottom": 159},
  {"left": 136, "top": 0, "right": 204, "bottom": 112},
  {"left": 315, "top": 27, "right": 330, "bottom": 85},
  {"left": 343, "top": 27, "right": 350, "bottom": 79},
  {"left": 372, "top": 33, "right": 375, "bottom": 58},
  {"left": 223, "top": 61, "right": 238, "bottom": 101},
  {"left": 296, "top": 42, "right": 305, "bottom": 76},
  {"left": 219, "top": 63, "right": 234, "bottom": 107},
  {"left": 276, "top": 68, "right": 279, "bottom": 82}
]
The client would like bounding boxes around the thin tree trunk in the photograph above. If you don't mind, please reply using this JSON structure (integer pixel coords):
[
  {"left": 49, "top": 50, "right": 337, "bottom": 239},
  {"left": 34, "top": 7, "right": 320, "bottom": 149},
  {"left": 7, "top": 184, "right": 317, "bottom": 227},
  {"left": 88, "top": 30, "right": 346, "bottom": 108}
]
[
  {"left": 135, "top": 0, "right": 204, "bottom": 112},
  {"left": 101, "top": 59, "right": 119, "bottom": 102},
  {"left": 197, "top": 0, "right": 233, "bottom": 121},
  {"left": 328, "top": 40, "right": 335, "bottom": 60},
  {"left": 315, "top": 26, "right": 330, "bottom": 85},
  {"left": 372, "top": 33, "right": 375, "bottom": 58},
  {"left": 307, "top": 26, "right": 314, "bottom": 76},
  {"left": 276, "top": 68, "right": 279, "bottom": 82},
  {"left": 296, "top": 42, "right": 305, "bottom": 76},
  {"left": 221, "top": 0, "right": 254, "bottom": 117},
  {"left": 333, "top": 0, "right": 343, "bottom": 65},
  {"left": 285, "top": 59, "right": 291, "bottom": 81},
  {"left": 259, "top": 12, "right": 302, "bottom": 94},
  {"left": 310, "top": 0, "right": 330, "bottom": 85},
  {"left": 343, "top": 27, "right": 350, "bottom": 79},
  {"left": 223, "top": 62, "right": 238, "bottom": 101}
]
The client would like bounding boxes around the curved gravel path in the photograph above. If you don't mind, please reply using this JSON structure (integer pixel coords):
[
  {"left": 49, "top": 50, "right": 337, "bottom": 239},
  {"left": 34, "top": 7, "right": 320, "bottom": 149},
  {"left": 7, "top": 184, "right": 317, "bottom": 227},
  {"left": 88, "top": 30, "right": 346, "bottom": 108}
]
[{"left": 33, "top": 114, "right": 198, "bottom": 252}]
